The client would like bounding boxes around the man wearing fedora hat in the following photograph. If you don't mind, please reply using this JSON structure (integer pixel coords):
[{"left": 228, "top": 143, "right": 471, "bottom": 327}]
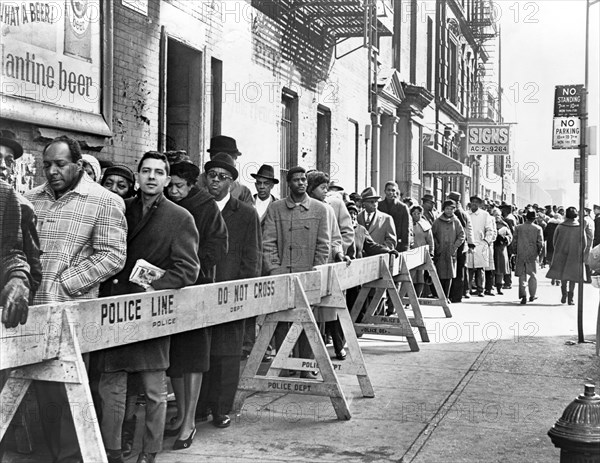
[
  {"left": 421, "top": 193, "right": 439, "bottom": 226},
  {"left": 197, "top": 135, "right": 254, "bottom": 204},
  {"left": 357, "top": 187, "right": 397, "bottom": 250},
  {"left": 243, "top": 164, "right": 279, "bottom": 360},
  {"left": 198, "top": 152, "right": 262, "bottom": 429},
  {"left": 0, "top": 130, "right": 42, "bottom": 295},
  {"left": 447, "top": 191, "right": 473, "bottom": 303},
  {"left": 251, "top": 164, "right": 279, "bottom": 227},
  {"left": 378, "top": 181, "right": 412, "bottom": 252}
]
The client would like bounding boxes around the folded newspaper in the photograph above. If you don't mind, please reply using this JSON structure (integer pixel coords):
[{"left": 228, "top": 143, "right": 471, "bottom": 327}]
[{"left": 129, "top": 259, "right": 166, "bottom": 289}]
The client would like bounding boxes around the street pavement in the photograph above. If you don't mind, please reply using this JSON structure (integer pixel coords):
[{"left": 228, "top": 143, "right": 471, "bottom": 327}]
[{"left": 3, "top": 276, "right": 600, "bottom": 463}]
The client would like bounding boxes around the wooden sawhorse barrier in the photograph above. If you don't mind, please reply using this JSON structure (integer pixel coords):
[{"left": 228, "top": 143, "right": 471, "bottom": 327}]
[
  {"left": 396, "top": 247, "right": 452, "bottom": 318},
  {"left": 237, "top": 257, "right": 389, "bottom": 404},
  {"left": 1, "top": 265, "right": 388, "bottom": 462},
  {"left": 349, "top": 247, "right": 451, "bottom": 351}
]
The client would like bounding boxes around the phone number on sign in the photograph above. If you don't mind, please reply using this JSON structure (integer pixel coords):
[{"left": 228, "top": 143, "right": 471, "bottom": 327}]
[{"left": 468, "top": 146, "right": 509, "bottom": 154}]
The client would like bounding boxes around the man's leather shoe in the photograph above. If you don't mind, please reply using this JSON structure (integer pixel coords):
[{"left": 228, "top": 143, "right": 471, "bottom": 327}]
[
  {"left": 212, "top": 414, "right": 231, "bottom": 428},
  {"left": 520, "top": 297, "right": 527, "bottom": 305},
  {"left": 335, "top": 349, "right": 347, "bottom": 360},
  {"left": 136, "top": 452, "right": 156, "bottom": 463},
  {"left": 529, "top": 296, "right": 538, "bottom": 302}
]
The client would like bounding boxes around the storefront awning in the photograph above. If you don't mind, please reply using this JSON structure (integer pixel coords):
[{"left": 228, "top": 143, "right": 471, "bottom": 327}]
[{"left": 423, "top": 146, "right": 471, "bottom": 177}]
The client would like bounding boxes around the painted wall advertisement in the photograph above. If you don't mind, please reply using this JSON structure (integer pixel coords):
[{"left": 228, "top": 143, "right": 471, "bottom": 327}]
[{"left": 0, "top": 1, "right": 102, "bottom": 116}]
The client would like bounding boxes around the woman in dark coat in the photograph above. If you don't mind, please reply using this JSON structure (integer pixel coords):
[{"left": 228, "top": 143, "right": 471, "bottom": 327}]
[
  {"left": 544, "top": 214, "right": 562, "bottom": 285},
  {"left": 547, "top": 207, "right": 585, "bottom": 305},
  {"left": 492, "top": 208, "right": 512, "bottom": 295},
  {"left": 432, "top": 200, "right": 465, "bottom": 297},
  {"left": 164, "top": 161, "right": 228, "bottom": 444}
]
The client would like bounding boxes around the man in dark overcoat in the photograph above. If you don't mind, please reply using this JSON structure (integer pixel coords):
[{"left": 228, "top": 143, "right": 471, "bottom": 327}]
[
  {"left": 98, "top": 151, "right": 200, "bottom": 463},
  {"left": 378, "top": 180, "right": 413, "bottom": 252},
  {"left": 198, "top": 153, "right": 262, "bottom": 428}
]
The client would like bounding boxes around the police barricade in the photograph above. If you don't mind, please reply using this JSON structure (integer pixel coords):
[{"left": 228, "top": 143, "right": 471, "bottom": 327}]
[
  {"left": 234, "top": 255, "right": 390, "bottom": 406},
  {"left": 348, "top": 246, "right": 451, "bottom": 350},
  {"left": 0, "top": 272, "right": 351, "bottom": 463}
]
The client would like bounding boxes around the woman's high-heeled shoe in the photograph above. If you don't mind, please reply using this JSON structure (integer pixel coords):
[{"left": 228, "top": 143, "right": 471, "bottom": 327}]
[{"left": 173, "top": 427, "right": 196, "bottom": 450}]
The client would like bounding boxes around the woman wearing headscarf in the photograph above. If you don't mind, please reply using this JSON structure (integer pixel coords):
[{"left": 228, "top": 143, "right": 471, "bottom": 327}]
[
  {"left": 431, "top": 200, "right": 465, "bottom": 298},
  {"left": 81, "top": 154, "right": 101, "bottom": 182}
]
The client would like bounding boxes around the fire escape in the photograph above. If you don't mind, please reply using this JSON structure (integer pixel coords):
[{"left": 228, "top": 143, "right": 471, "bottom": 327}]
[
  {"left": 252, "top": 0, "right": 394, "bottom": 115},
  {"left": 468, "top": 0, "right": 499, "bottom": 122}
]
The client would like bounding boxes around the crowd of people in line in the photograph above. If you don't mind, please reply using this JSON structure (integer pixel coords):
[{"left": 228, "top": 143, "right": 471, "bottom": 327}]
[{"left": 1, "top": 129, "right": 599, "bottom": 463}]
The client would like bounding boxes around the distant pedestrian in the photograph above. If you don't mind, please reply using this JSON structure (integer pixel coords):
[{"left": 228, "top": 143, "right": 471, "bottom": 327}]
[
  {"left": 593, "top": 204, "right": 600, "bottom": 247},
  {"left": 431, "top": 200, "right": 465, "bottom": 298},
  {"left": 544, "top": 212, "right": 562, "bottom": 285},
  {"left": 583, "top": 204, "right": 595, "bottom": 283},
  {"left": 513, "top": 209, "right": 544, "bottom": 304},
  {"left": 448, "top": 191, "right": 473, "bottom": 303},
  {"left": 466, "top": 195, "right": 495, "bottom": 297},
  {"left": 547, "top": 207, "right": 586, "bottom": 305},
  {"left": 492, "top": 208, "right": 512, "bottom": 295}
]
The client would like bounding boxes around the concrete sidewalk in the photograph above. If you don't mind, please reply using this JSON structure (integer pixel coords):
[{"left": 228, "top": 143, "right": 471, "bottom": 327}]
[{"left": 4, "top": 278, "right": 600, "bottom": 463}]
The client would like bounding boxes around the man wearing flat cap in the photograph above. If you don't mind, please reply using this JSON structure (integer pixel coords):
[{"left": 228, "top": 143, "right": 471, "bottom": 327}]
[
  {"left": 198, "top": 152, "right": 262, "bottom": 429},
  {"left": 198, "top": 135, "right": 254, "bottom": 204}
]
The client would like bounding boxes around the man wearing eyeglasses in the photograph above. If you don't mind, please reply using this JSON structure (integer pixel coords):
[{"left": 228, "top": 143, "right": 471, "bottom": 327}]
[
  {"left": 197, "top": 135, "right": 254, "bottom": 204},
  {"left": 198, "top": 152, "right": 262, "bottom": 429}
]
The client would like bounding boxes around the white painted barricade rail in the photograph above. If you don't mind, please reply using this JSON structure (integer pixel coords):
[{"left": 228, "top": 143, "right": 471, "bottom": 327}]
[{"left": 0, "top": 247, "right": 440, "bottom": 463}]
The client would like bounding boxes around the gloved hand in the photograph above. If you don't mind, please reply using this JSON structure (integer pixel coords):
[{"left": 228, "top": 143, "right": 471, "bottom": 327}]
[
  {"left": 388, "top": 249, "right": 400, "bottom": 258},
  {"left": 1, "top": 277, "right": 30, "bottom": 328}
]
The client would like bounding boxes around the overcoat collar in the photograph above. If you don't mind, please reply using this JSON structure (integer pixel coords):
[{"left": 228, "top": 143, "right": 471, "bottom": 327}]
[
  {"left": 285, "top": 194, "right": 311, "bottom": 210},
  {"left": 127, "top": 193, "right": 166, "bottom": 242}
]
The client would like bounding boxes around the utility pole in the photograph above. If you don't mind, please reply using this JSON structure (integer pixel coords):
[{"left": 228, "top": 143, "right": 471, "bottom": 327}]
[{"left": 577, "top": 0, "right": 593, "bottom": 343}]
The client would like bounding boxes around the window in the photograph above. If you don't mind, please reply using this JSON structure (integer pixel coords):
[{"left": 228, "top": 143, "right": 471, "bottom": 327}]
[
  {"left": 426, "top": 17, "right": 433, "bottom": 91},
  {"left": 316, "top": 105, "right": 331, "bottom": 174},
  {"left": 280, "top": 89, "right": 298, "bottom": 193},
  {"left": 211, "top": 58, "right": 222, "bottom": 138},
  {"left": 448, "top": 39, "right": 458, "bottom": 104},
  {"left": 348, "top": 119, "right": 360, "bottom": 191}
]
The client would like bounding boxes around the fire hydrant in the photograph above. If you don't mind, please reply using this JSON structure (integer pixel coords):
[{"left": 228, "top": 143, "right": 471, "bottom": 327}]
[{"left": 548, "top": 384, "right": 600, "bottom": 462}]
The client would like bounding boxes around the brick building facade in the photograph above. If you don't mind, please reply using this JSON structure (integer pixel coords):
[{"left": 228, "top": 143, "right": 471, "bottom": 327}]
[{"left": 1, "top": 0, "right": 508, "bottom": 205}]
